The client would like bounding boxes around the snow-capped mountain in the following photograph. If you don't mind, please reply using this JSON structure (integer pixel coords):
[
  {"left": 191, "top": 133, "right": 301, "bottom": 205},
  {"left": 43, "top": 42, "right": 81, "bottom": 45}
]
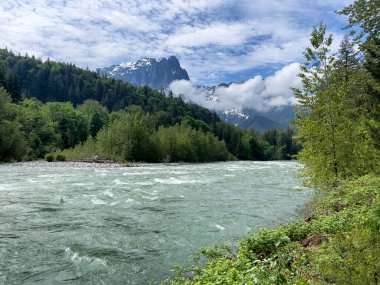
[
  {"left": 195, "top": 83, "right": 294, "bottom": 131},
  {"left": 97, "top": 56, "right": 189, "bottom": 90},
  {"left": 99, "top": 56, "right": 294, "bottom": 131},
  {"left": 218, "top": 106, "right": 294, "bottom": 132}
]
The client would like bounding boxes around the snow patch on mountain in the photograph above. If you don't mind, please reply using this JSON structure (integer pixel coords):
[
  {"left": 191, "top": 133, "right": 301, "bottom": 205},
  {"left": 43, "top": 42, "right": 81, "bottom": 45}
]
[
  {"left": 98, "top": 56, "right": 189, "bottom": 90},
  {"left": 224, "top": 107, "right": 250, "bottom": 120}
]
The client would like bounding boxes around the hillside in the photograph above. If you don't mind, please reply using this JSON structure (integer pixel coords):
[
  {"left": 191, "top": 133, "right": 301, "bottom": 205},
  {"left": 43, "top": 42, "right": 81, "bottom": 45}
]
[
  {"left": 0, "top": 49, "right": 301, "bottom": 162},
  {"left": 0, "top": 49, "right": 216, "bottom": 125}
]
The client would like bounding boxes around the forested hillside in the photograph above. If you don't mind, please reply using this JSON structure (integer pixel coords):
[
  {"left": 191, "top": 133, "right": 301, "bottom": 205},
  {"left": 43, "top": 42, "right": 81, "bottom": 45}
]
[
  {"left": 0, "top": 50, "right": 300, "bottom": 163},
  {"left": 0, "top": 48, "right": 216, "bottom": 123}
]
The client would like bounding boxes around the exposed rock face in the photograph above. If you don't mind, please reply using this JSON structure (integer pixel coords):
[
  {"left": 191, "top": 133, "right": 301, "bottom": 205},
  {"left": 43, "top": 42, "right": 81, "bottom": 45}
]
[{"left": 98, "top": 56, "right": 189, "bottom": 90}]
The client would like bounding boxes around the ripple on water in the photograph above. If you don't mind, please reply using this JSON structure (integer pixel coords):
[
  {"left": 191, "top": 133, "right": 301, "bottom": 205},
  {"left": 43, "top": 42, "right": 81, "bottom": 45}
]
[
  {"left": 125, "top": 198, "right": 141, "bottom": 204},
  {"left": 154, "top": 177, "right": 201, "bottom": 185},
  {"left": 65, "top": 247, "right": 107, "bottom": 267},
  {"left": 135, "top": 181, "right": 154, "bottom": 186},
  {"left": 140, "top": 195, "right": 159, "bottom": 201},
  {"left": 215, "top": 224, "right": 226, "bottom": 230},
  {"left": 112, "top": 179, "right": 129, "bottom": 185},
  {"left": 91, "top": 198, "right": 118, "bottom": 206},
  {"left": 122, "top": 171, "right": 154, "bottom": 176},
  {"left": 103, "top": 190, "right": 114, "bottom": 197},
  {"left": 0, "top": 161, "right": 312, "bottom": 285}
]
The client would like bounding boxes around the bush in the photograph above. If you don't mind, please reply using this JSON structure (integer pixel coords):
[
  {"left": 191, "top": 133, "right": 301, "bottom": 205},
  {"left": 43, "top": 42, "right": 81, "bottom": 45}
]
[
  {"left": 56, "top": 153, "right": 66, "bottom": 161},
  {"left": 45, "top": 153, "right": 55, "bottom": 162},
  {"left": 163, "top": 176, "right": 380, "bottom": 285}
]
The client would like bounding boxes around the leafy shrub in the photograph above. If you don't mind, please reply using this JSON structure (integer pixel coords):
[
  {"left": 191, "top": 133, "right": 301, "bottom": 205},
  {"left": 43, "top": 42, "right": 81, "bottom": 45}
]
[
  {"left": 45, "top": 153, "right": 55, "bottom": 162},
  {"left": 56, "top": 153, "right": 66, "bottom": 161},
  {"left": 163, "top": 175, "right": 380, "bottom": 285}
]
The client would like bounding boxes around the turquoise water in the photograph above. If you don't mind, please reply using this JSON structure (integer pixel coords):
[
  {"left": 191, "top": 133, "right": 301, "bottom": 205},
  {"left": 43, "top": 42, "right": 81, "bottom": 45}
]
[{"left": 0, "top": 161, "right": 311, "bottom": 284}]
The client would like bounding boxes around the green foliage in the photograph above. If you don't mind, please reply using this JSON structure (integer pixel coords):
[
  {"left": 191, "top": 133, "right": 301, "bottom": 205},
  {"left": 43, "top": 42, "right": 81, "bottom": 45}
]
[
  {"left": 56, "top": 153, "right": 66, "bottom": 161},
  {"left": 63, "top": 116, "right": 231, "bottom": 163},
  {"left": 77, "top": 99, "right": 109, "bottom": 138},
  {"left": 17, "top": 98, "right": 60, "bottom": 159},
  {"left": 339, "top": 0, "right": 380, "bottom": 40},
  {"left": 0, "top": 119, "right": 27, "bottom": 162},
  {"left": 0, "top": 64, "right": 22, "bottom": 101},
  {"left": 0, "top": 87, "right": 27, "bottom": 161},
  {"left": 0, "top": 48, "right": 218, "bottom": 126},
  {"left": 44, "top": 153, "right": 54, "bottom": 162},
  {"left": 261, "top": 129, "right": 301, "bottom": 160},
  {"left": 61, "top": 110, "right": 160, "bottom": 162},
  {"left": 315, "top": 228, "right": 380, "bottom": 285},
  {"left": 294, "top": 23, "right": 380, "bottom": 187},
  {"left": 163, "top": 2, "right": 380, "bottom": 283},
  {"left": 156, "top": 123, "right": 231, "bottom": 162},
  {"left": 0, "top": 49, "right": 300, "bottom": 162},
  {"left": 46, "top": 102, "right": 89, "bottom": 149},
  {"left": 163, "top": 175, "right": 380, "bottom": 285}
]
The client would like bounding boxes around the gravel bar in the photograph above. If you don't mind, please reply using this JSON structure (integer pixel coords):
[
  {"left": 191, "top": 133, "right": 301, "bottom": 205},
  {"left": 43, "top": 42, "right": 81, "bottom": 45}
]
[{"left": 0, "top": 161, "right": 182, "bottom": 168}]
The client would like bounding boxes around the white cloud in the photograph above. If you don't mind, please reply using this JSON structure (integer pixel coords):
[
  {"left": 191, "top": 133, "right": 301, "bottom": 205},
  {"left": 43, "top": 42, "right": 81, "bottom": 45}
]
[
  {"left": 169, "top": 62, "right": 302, "bottom": 112},
  {"left": 165, "top": 22, "right": 252, "bottom": 47},
  {"left": 0, "top": 0, "right": 352, "bottom": 85}
]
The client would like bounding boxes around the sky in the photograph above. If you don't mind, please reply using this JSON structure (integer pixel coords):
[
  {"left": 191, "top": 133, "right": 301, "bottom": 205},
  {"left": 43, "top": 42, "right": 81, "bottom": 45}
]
[{"left": 0, "top": 0, "right": 354, "bottom": 111}]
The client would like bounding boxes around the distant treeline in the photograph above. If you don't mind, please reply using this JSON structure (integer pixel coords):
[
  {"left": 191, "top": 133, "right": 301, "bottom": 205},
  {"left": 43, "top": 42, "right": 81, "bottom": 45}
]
[{"left": 0, "top": 49, "right": 300, "bottom": 162}]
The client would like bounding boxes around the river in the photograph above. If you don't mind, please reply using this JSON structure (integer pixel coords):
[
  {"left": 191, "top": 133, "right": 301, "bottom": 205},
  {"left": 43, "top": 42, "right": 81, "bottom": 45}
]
[{"left": 0, "top": 161, "right": 311, "bottom": 284}]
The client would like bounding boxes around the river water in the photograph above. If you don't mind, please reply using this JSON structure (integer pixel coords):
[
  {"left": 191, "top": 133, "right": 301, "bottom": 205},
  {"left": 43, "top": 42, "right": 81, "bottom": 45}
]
[{"left": 0, "top": 161, "right": 311, "bottom": 285}]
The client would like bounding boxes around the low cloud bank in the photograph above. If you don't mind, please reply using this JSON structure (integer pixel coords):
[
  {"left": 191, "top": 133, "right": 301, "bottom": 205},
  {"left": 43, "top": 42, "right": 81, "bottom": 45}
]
[{"left": 168, "top": 62, "right": 301, "bottom": 112}]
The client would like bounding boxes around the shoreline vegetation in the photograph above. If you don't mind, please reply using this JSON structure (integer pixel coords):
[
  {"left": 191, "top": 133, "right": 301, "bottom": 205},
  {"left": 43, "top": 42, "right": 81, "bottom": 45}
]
[
  {"left": 162, "top": 1, "right": 380, "bottom": 284},
  {"left": 0, "top": 49, "right": 301, "bottom": 164},
  {"left": 0, "top": 0, "right": 378, "bottom": 284},
  {"left": 162, "top": 175, "right": 380, "bottom": 285}
]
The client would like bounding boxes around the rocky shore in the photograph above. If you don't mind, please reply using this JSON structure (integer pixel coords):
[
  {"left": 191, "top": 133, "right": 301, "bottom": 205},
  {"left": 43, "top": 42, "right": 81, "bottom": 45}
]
[
  {"left": 1, "top": 160, "right": 181, "bottom": 168},
  {"left": 2, "top": 160, "right": 125, "bottom": 168}
]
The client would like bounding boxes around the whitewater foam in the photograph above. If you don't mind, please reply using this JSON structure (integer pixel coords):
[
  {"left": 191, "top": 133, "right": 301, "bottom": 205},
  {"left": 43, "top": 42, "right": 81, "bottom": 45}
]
[
  {"left": 91, "top": 198, "right": 118, "bottom": 206},
  {"left": 154, "top": 177, "right": 200, "bottom": 185},
  {"left": 113, "top": 179, "right": 129, "bottom": 185},
  {"left": 125, "top": 198, "right": 141, "bottom": 204},
  {"left": 215, "top": 224, "right": 225, "bottom": 230},
  {"left": 64, "top": 247, "right": 107, "bottom": 267},
  {"left": 140, "top": 195, "right": 159, "bottom": 201},
  {"left": 103, "top": 190, "right": 114, "bottom": 197}
]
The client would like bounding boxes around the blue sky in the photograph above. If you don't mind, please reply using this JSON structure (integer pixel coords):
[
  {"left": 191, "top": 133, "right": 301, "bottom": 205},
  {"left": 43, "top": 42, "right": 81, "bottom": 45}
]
[{"left": 0, "top": 0, "right": 353, "bottom": 86}]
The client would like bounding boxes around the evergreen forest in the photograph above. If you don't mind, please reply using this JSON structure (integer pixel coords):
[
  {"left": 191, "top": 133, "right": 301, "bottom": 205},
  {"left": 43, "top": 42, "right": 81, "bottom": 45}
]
[{"left": 0, "top": 49, "right": 299, "bottom": 163}]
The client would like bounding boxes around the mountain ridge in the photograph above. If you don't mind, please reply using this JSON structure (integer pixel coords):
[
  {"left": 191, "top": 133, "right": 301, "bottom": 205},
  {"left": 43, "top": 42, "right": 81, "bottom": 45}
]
[
  {"left": 97, "top": 56, "right": 189, "bottom": 90},
  {"left": 100, "top": 56, "right": 295, "bottom": 131}
]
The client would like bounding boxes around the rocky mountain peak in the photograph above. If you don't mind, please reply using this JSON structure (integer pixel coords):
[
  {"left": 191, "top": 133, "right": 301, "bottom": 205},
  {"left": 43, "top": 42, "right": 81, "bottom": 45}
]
[{"left": 97, "top": 56, "right": 189, "bottom": 90}]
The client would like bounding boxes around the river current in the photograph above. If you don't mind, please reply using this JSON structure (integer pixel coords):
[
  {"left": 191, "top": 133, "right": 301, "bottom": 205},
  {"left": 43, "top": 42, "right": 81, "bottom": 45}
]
[{"left": 0, "top": 161, "right": 311, "bottom": 284}]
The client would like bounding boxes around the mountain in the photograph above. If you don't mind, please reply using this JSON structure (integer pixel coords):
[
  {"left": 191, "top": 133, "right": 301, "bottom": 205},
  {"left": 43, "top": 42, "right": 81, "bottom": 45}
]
[
  {"left": 218, "top": 106, "right": 295, "bottom": 132},
  {"left": 219, "top": 108, "right": 283, "bottom": 132},
  {"left": 98, "top": 56, "right": 189, "bottom": 90},
  {"left": 98, "top": 55, "right": 294, "bottom": 132},
  {"left": 0, "top": 48, "right": 217, "bottom": 126},
  {"left": 195, "top": 83, "right": 295, "bottom": 131}
]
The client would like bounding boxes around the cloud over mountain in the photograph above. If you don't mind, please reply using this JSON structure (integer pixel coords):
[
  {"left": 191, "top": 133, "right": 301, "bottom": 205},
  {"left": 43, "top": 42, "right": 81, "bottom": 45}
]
[{"left": 169, "top": 62, "right": 301, "bottom": 112}]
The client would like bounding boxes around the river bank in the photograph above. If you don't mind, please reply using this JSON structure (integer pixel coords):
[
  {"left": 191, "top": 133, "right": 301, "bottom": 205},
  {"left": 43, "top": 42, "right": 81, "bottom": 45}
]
[
  {"left": 164, "top": 175, "right": 380, "bottom": 284},
  {"left": 0, "top": 160, "right": 184, "bottom": 168}
]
